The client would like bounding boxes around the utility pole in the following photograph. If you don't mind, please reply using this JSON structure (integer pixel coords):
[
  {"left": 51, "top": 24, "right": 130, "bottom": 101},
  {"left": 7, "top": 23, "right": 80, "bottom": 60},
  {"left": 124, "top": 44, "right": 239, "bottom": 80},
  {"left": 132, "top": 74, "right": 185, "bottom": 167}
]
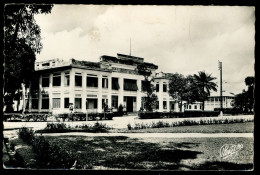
[{"left": 218, "top": 61, "right": 223, "bottom": 115}]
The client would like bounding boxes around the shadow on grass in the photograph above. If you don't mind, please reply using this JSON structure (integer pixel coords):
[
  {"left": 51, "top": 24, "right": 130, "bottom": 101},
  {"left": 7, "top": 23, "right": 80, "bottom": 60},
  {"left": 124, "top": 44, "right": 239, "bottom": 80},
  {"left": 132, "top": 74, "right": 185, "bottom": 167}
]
[{"left": 191, "top": 161, "right": 253, "bottom": 170}]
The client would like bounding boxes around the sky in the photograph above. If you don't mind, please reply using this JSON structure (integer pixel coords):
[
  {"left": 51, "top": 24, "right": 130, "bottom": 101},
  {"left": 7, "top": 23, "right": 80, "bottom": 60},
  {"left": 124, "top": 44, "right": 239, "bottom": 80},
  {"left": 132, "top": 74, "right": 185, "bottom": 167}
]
[{"left": 35, "top": 5, "right": 255, "bottom": 95}]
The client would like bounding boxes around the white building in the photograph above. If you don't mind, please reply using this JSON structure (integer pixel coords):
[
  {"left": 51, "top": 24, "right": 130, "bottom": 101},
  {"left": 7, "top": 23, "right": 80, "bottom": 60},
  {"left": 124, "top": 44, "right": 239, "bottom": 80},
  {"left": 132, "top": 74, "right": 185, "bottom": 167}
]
[
  {"left": 204, "top": 92, "right": 235, "bottom": 111},
  {"left": 23, "top": 54, "right": 182, "bottom": 114}
]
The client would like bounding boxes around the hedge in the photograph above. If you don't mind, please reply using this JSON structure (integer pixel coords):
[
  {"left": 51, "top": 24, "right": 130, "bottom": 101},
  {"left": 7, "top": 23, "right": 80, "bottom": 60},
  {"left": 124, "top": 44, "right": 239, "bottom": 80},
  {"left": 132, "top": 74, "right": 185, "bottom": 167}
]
[
  {"left": 3, "top": 113, "right": 49, "bottom": 122},
  {"left": 138, "top": 111, "right": 220, "bottom": 119},
  {"left": 54, "top": 112, "right": 114, "bottom": 121}
]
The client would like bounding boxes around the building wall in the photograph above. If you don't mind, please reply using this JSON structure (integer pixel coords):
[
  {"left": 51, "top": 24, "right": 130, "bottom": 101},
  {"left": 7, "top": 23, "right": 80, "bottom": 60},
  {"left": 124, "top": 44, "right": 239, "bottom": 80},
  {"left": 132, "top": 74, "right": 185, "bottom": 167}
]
[{"left": 204, "top": 96, "right": 235, "bottom": 111}]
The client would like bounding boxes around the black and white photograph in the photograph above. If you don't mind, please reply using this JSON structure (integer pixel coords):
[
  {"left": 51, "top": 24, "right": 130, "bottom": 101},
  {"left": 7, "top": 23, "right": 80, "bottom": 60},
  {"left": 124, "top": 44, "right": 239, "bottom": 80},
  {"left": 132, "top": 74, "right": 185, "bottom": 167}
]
[{"left": 3, "top": 2, "right": 255, "bottom": 172}]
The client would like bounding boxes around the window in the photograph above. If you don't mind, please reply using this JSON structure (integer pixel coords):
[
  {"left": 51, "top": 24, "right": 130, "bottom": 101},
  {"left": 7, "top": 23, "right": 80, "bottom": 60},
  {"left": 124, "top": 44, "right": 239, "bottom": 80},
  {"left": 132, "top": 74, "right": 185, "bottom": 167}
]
[
  {"left": 156, "top": 83, "right": 159, "bottom": 92},
  {"left": 189, "top": 105, "right": 191, "bottom": 109},
  {"left": 32, "top": 99, "right": 38, "bottom": 109},
  {"left": 163, "top": 83, "right": 167, "bottom": 92},
  {"left": 64, "top": 72, "right": 70, "bottom": 86},
  {"left": 156, "top": 101, "right": 159, "bottom": 109},
  {"left": 42, "top": 98, "right": 49, "bottom": 109},
  {"left": 112, "top": 78, "right": 120, "bottom": 90},
  {"left": 163, "top": 101, "right": 167, "bottom": 109},
  {"left": 112, "top": 96, "right": 118, "bottom": 108},
  {"left": 124, "top": 79, "right": 138, "bottom": 91},
  {"left": 194, "top": 105, "right": 197, "bottom": 109},
  {"left": 86, "top": 99, "right": 98, "bottom": 109},
  {"left": 200, "top": 105, "right": 202, "bottom": 109},
  {"left": 64, "top": 98, "right": 70, "bottom": 108},
  {"left": 74, "top": 98, "right": 82, "bottom": 109},
  {"left": 102, "top": 99, "right": 108, "bottom": 109},
  {"left": 75, "top": 73, "right": 82, "bottom": 87},
  {"left": 42, "top": 63, "right": 50, "bottom": 67},
  {"left": 87, "top": 75, "right": 98, "bottom": 87},
  {"left": 102, "top": 76, "right": 108, "bottom": 88},
  {"left": 53, "top": 73, "right": 61, "bottom": 86},
  {"left": 42, "top": 75, "right": 49, "bottom": 87},
  {"left": 53, "top": 98, "right": 61, "bottom": 108}
]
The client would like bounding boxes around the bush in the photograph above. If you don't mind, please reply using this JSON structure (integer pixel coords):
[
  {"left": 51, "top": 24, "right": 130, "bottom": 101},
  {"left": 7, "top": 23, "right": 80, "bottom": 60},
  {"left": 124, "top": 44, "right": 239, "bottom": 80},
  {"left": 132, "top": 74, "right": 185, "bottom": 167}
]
[
  {"left": 18, "top": 127, "right": 35, "bottom": 145},
  {"left": 32, "top": 136, "right": 75, "bottom": 169}
]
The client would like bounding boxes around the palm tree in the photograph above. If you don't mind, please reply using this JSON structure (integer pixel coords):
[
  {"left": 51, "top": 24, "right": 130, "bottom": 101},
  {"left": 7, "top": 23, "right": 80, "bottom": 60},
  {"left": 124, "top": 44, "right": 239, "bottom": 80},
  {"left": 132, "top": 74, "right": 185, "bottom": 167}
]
[{"left": 194, "top": 71, "right": 218, "bottom": 111}]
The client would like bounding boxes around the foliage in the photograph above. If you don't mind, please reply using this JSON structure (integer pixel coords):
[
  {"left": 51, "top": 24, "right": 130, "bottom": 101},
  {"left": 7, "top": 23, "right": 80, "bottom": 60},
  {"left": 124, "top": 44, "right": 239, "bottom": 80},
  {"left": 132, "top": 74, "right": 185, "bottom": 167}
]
[
  {"left": 4, "top": 4, "right": 53, "bottom": 110},
  {"left": 137, "top": 63, "right": 158, "bottom": 111},
  {"left": 193, "top": 71, "right": 218, "bottom": 111},
  {"left": 130, "top": 117, "right": 253, "bottom": 130},
  {"left": 233, "top": 76, "right": 254, "bottom": 113},
  {"left": 18, "top": 127, "right": 35, "bottom": 145}
]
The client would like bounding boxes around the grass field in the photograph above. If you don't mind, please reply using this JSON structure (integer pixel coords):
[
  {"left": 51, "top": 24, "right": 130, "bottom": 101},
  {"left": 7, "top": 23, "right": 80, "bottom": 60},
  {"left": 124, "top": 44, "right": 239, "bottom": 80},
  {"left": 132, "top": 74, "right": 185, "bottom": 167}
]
[
  {"left": 114, "top": 122, "right": 254, "bottom": 133},
  {"left": 5, "top": 135, "right": 253, "bottom": 170}
]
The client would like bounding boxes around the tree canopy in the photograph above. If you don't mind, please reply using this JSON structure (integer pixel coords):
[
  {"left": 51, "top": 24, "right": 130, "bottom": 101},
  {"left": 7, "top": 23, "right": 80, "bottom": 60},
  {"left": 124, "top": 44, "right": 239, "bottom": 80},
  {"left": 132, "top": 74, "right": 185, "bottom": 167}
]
[
  {"left": 4, "top": 4, "right": 53, "bottom": 94},
  {"left": 4, "top": 4, "right": 53, "bottom": 111},
  {"left": 137, "top": 63, "right": 158, "bottom": 112}
]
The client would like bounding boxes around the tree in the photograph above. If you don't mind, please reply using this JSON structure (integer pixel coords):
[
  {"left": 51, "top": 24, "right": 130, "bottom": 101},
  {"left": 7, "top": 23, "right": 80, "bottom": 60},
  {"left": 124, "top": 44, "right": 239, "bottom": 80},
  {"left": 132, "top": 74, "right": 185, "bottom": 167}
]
[
  {"left": 194, "top": 71, "right": 218, "bottom": 111},
  {"left": 137, "top": 63, "right": 158, "bottom": 112},
  {"left": 234, "top": 76, "right": 255, "bottom": 113},
  {"left": 168, "top": 73, "right": 187, "bottom": 112},
  {"left": 4, "top": 4, "right": 53, "bottom": 111}
]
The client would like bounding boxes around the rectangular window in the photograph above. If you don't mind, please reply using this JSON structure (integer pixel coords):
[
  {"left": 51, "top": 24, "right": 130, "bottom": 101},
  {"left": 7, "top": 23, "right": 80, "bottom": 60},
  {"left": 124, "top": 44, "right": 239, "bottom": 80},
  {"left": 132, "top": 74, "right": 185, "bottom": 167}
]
[
  {"left": 102, "top": 77, "right": 108, "bottom": 88},
  {"left": 53, "top": 98, "right": 61, "bottom": 108},
  {"left": 64, "top": 72, "right": 70, "bottom": 86},
  {"left": 194, "top": 105, "right": 197, "bottom": 109},
  {"left": 32, "top": 99, "right": 38, "bottom": 109},
  {"left": 163, "top": 83, "right": 167, "bottom": 92},
  {"left": 75, "top": 73, "right": 82, "bottom": 87},
  {"left": 112, "top": 78, "right": 120, "bottom": 90},
  {"left": 102, "top": 99, "right": 108, "bottom": 109},
  {"left": 124, "top": 79, "right": 138, "bottom": 91},
  {"left": 53, "top": 73, "right": 61, "bottom": 86},
  {"left": 86, "top": 99, "right": 98, "bottom": 109},
  {"left": 87, "top": 75, "right": 98, "bottom": 87},
  {"left": 163, "top": 101, "right": 167, "bottom": 109},
  {"left": 156, "top": 83, "right": 159, "bottom": 92},
  {"left": 74, "top": 98, "right": 82, "bottom": 109},
  {"left": 42, "top": 98, "right": 49, "bottom": 109},
  {"left": 64, "top": 98, "right": 70, "bottom": 108},
  {"left": 42, "top": 75, "right": 49, "bottom": 87},
  {"left": 189, "top": 105, "right": 191, "bottom": 109},
  {"left": 111, "top": 95, "right": 118, "bottom": 108}
]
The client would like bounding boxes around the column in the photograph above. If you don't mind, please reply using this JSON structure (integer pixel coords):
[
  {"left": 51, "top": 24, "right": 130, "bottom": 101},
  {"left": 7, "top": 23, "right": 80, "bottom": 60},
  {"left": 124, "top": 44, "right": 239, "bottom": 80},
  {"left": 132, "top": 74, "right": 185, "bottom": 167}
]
[
  {"left": 158, "top": 81, "right": 163, "bottom": 112},
  {"left": 60, "top": 72, "right": 65, "bottom": 112},
  {"left": 118, "top": 77, "right": 124, "bottom": 107},
  {"left": 82, "top": 71, "right": 87, "bottom": 113},
  {"left": 97, "top": 74, "right": 103, "bottom": 113},
  {"left": 107, "top": 75, "right": 112, "bottom": 109},
  {"left": 38, "top": 75, "right": 42, "bottom": 112},
  {"left": 49, "top": 74, "right": 53, "bottom": 112},
  {"left": 69, "top": 69, "right": 75, "bottom": 105},
  {"left": 136, "top": 78, "right": 142, "bottom": 111}
]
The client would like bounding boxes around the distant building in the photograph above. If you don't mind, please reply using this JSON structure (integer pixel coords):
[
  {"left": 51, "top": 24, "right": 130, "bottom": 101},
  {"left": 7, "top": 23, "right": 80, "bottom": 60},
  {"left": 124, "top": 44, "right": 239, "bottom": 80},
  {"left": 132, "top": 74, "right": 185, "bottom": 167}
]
[{"left": 204, "top": 92, "right": 235, "bottom": 111}]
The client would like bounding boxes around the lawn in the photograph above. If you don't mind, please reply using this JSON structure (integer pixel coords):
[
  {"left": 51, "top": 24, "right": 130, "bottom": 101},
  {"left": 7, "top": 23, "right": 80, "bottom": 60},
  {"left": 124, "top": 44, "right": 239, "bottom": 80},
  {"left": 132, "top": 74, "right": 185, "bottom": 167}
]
[
  {"left": 114, "top": 122, "right": 254, "bottom": 133},
  {"left": 5, "top": 135, "right": 254, "bottom": 170}
]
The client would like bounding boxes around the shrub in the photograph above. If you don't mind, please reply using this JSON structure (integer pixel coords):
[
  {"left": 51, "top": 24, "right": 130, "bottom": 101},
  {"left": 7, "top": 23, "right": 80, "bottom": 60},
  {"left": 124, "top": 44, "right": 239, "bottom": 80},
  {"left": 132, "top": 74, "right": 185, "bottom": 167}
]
[
  {"left": 18, "top": 127, "right": 35, "bottom": 145},
  {"left": 32, "top": 136, "right": 75, "bottom": 169},
  {"left": 127, "top": 123, "right": 132, "bottom": 130}
]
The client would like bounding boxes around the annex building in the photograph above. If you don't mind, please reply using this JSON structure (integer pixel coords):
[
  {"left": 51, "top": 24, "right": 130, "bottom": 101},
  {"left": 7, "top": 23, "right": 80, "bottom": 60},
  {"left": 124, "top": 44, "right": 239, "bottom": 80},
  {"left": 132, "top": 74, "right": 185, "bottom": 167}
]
[{"left": 23, "top": 53, "right": 181, "bottom": 114}]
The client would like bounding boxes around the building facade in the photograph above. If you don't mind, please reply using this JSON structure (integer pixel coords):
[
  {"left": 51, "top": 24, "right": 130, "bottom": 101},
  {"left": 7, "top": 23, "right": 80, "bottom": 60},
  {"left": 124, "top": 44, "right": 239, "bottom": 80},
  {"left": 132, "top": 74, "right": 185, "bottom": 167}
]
[
  {"left": 24, "top": 54, "right": 181, "bottom": 114},
  {"left": 204, "top": 95, "right": 235, "bottom": 111}
]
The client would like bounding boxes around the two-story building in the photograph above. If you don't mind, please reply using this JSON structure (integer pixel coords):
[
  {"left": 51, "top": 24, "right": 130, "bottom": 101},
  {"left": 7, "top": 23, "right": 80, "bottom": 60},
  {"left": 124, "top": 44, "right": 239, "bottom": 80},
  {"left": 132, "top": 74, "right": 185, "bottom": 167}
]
[{"left": 23, "top": 53, "right": 182, "bottom": 114}]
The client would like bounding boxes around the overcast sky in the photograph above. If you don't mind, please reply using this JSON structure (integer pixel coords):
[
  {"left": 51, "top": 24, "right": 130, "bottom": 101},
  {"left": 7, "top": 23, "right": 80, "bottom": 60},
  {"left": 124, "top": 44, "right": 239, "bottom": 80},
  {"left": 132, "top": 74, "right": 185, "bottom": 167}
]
[{"left": 35, "top": 5, "right": 255, "bottom": 95}]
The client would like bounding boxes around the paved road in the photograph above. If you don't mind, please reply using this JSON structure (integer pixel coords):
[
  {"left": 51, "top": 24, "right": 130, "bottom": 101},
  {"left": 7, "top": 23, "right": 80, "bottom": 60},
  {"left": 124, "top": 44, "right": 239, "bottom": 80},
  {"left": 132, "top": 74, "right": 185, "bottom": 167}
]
[{"left": 3, "top": 114, "right": 254, "bottom": 130}]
